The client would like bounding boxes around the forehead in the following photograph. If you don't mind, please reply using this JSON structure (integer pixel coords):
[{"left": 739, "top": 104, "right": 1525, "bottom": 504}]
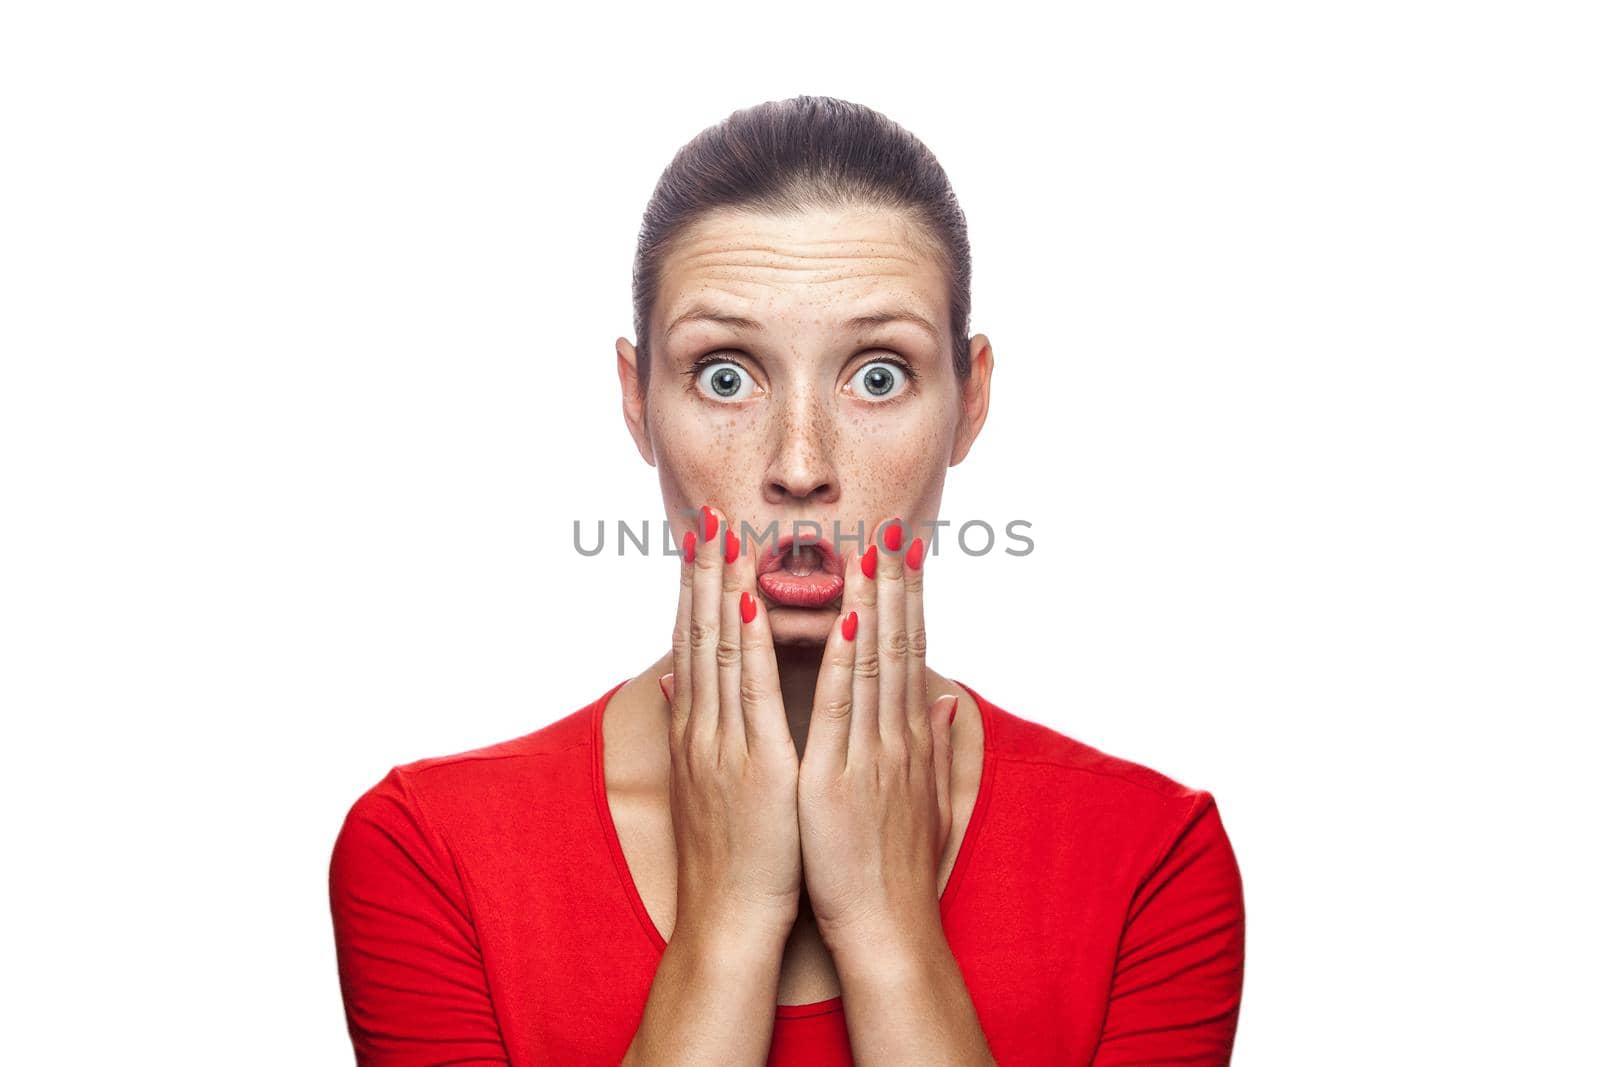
[{"left": 654, "top": 205, "right": 948, "bottom": 345}]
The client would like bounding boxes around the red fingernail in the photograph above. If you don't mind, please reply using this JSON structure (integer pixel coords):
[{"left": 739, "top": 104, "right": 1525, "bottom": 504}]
[
  {"left": 724, "top": 529, "right": 739, "bottom": 564},
  {"left": 740, "top": 590, "right": 756, "bottom": 623},
  {"left": 948, "top": 699, "right": 959, "bottom": 727},
  {"left": 906, "top": 536, "right": 925, "bottom": 571},
  {"left": 841, "top": 610, "right": 858, "bottom": 641},
  {"left": 884, "top": 519, "right": 903, "bottom": 552},
  {"left": 861, "top": 544, "right": 877, "bottom": 580},
  {"left": 701, "top": 505, "right": 717, "bottom": 542},
  {"left": 683, "top": 530, "right": 696, "bottom": 564}
]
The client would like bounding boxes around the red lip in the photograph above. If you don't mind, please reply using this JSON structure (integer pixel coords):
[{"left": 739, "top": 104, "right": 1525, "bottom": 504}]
[
  {"left": 758, "top": 533, "right": 845, "bottom": 578},
  {"left": 757, "top": 532, "right": 846, "bottom": 608}
]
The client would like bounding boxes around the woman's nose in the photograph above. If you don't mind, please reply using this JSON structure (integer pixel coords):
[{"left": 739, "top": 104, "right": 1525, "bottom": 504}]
[{"left": 762, "top": 399, "right": 839, "bottom": 505}]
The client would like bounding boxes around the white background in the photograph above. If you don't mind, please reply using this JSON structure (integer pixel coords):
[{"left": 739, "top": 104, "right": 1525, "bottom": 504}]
[{"left": 3, "top": 2, "right": 1595, "bottom": 1063}]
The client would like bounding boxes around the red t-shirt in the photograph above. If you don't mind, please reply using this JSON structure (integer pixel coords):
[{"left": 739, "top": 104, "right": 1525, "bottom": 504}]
[{"left": 329, "top": 678, "right": 1245, "bottom": 1065}]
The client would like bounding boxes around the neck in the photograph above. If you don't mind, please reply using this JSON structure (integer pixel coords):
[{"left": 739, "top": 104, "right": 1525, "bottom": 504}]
[{"left": 775, "top": 642, "right": 826, "bottom": 757}]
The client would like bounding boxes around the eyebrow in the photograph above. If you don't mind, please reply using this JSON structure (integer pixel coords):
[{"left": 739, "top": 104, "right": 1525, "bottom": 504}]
[
  {"left": 843, "top": 306, "right": 941, "bottom": 340},
  {"left": 664, "top": 302, "right": 940, "bottom": 342},
  {"left": 665, "top": 305, "right": 764, "bottom": 337}
]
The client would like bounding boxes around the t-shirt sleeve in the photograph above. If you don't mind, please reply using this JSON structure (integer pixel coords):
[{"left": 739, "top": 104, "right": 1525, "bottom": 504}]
[
  {"left": 1090, "top": 790, "right": 1246, "bottom": 1066},
  {"left": 328, "top": 766, "right": 510, "bottom": 1066}
]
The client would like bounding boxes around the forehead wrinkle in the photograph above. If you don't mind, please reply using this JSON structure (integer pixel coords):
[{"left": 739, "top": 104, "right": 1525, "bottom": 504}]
[
  {"left": 672, "top": 246, "right": 926, "bottom": 275},
  {"left": 661, "top": 211, "right": 948, "bottom": 345},
  {"left": 667, "top": 205, "right": 949, "bottom": 283},
  {"left": 665, "top": 277, "right": 941, "bottom": 339},
  {"left": 665, "top": 262, "right": 926, "bottom": 321},
  {"left": 689, "top": 269, "right": 921, "bottom": 291}
]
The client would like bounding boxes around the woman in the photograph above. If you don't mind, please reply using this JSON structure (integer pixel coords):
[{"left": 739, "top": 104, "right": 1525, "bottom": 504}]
[{"left": 329, "top": 95, "right": 1245, "bottom": 1066}]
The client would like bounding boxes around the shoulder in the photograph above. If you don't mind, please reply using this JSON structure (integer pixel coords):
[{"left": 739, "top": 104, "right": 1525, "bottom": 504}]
[
  {"left": 963, "top": 678, "right": 1209, "bottom": 802},
  {"left": 334, "top": 679, "right": 625, "bottom": 846},
  {"left": 959, "top": 680, "right": 1235, "bottom": 879}
]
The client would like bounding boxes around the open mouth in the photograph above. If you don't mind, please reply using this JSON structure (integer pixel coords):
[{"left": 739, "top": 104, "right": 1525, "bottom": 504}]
[{"left": 757, "top": 534, "right": 846, "bottom": 608}]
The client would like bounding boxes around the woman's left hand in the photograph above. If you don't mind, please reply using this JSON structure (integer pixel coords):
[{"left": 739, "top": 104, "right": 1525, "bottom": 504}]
[{"left": 796, "top": 517, "right": 960, "bottom": 958}]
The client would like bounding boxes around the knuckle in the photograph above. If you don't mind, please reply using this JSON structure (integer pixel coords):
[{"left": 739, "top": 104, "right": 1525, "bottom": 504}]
[
  {"left": 739, "top": 677, "right": 767, "bottom": 707},
  {"left": 907, "top": 625, "right": 927, "bottom": 657},
  {"left": 821, "top": 697, "right": 853, "bottom": 721},
  {"left": 715, "top": 637, "right": 740, "bottom": 669},
  {"left": 854, "top": 652, "right": 881, "bottom": 680},
  {"left": 882, "top": 629, "right": 909, "bottom": 658},
  {"left": 689, "top": 618, "right": 718, "bottom": 649}
]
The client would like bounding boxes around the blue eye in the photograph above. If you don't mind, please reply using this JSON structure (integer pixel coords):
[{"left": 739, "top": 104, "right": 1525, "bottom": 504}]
[
  {"left": 848, "top": 359, "right": 911, "bottom": 401},
  {"left": 693, "top": 359, "right": 754, "bottom": 401},
  {"left": 687, "top": 352, "right": 915, "bottom": 403}
]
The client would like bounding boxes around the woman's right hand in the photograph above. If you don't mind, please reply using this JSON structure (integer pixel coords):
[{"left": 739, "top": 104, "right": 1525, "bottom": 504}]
[{"left": 658, "top": 505, "right": 801, "bottom": 956}]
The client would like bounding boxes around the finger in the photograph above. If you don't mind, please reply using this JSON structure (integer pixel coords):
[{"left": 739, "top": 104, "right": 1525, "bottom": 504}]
[
  {"left": 806, "top": 546, "right": 863, "bottom": 773},
  {"left": 736, "top": 522, "right": 789, "bottom": 757},
  {"left": 669, "top": 524, "right": 696, "bottom": 746},
  {"left": 931, "top": 693, "right": 958, "bottom": 856},
  {"left": 877, "top": 517, "right": 910, "bottom": 748},
  {"left": 849, "top": 525, "right": 882, "bottom": 760},
  {"left": 718, "top": 512, "right": 747, "bottom": 751},
  {"left": 689, "top": 503, "right": 725, "bottom": 755},
  {"left": 905, "top": 531, "right": 929, "bottom": 751}
]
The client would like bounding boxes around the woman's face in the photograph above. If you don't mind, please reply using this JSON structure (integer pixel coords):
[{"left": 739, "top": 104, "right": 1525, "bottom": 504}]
[{"left": 618, "top": 204, "right": 992, "bottom": 647}]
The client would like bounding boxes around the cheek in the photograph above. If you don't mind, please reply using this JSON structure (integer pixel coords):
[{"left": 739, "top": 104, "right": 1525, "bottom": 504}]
[
  {"left": 840, "top": 408, "right": 948, "bottom": 499},
  {"left": 654, "top": 407, "right": 760, "bottom": 495}
]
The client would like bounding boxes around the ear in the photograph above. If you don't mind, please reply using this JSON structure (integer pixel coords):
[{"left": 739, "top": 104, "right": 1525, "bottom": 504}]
[
  {"left": 949, "top": 333, "right": 994, "bottom": 467},
  {"left": 617, "top": 336, "right": 657, "bottom": 467}
]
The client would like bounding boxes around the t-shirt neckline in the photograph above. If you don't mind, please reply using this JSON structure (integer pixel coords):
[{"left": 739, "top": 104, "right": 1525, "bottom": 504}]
[{"left": 591, "top": 673, "right": 998, "bottom": 1020}]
